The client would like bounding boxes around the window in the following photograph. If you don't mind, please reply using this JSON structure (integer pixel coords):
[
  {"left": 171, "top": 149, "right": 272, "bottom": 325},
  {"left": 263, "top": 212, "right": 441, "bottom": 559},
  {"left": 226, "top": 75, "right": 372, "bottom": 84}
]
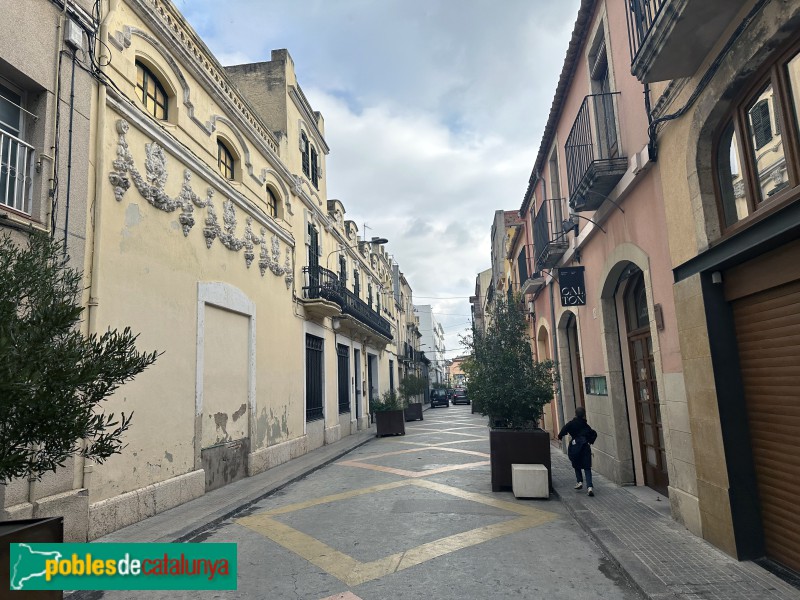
[
  {"left": 266, "top": 187, "right": 278, "bottom": 218},
  {"left": 339, "top": 255, "right": 347, "bottom": 283},
  {"left": 517, "top": 248, "right": 528, "bottom": 284},
  {"left": 306, "top": 334, "right": 324, "bottom": 421},
  {"left": 0, "top": 81, "right": 34, "bottom": 214},
  {"left": 217, "top": 140, "right": 234, "bottom": 180},
  {"left": 311, "top": 146, "right": 319, "bottom": 188},
  {"left": 135, "top": 61, "right": 168, "bottom": 120},
  {"left": 301, "top": 132, "right": 310, "bottom": 177},
  {"left": 368, "top": 283, "right": 373, "bottom": 309},
  {"left": 353, "top": 269, "right": 360, "bottom": 298},
  {"left": 714, "top": 40, "right": 800, "bottom": 230}
]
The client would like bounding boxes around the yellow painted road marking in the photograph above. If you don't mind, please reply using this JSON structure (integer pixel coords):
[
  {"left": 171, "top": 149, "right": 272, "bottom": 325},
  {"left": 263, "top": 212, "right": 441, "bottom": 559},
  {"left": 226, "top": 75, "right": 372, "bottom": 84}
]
[
  {"left": 335, "top": 459, "right": 490, "bottom": 478},
  {"left": 237, "top": 479, "right": 557, "bottom": 587}
]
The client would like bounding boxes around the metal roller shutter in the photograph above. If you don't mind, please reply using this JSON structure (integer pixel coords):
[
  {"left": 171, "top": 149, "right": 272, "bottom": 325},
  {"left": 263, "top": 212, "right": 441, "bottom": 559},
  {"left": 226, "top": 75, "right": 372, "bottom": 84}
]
[{"left": 732, "top": 278, "right": 800, "bottom": 572}]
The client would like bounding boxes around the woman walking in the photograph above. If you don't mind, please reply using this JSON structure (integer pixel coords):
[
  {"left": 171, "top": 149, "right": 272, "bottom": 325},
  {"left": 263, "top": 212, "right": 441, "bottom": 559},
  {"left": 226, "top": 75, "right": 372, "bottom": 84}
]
[{"left": 558, "top": 407, "right": 598, "bottom": 496}]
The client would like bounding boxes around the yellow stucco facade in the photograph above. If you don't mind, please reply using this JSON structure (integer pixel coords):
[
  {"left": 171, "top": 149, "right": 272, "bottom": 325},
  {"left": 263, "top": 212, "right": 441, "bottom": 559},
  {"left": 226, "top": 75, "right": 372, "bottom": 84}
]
[{"left": 74, "top": 0, "right": 412, "bottom": 540}]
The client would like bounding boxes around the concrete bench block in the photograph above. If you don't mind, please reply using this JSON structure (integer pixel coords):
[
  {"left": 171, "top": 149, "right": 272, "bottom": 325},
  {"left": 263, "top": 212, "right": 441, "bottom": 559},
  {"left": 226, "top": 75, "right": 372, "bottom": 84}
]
[{"left": 512, "top": 464, "right": 549, "bottom": 499}]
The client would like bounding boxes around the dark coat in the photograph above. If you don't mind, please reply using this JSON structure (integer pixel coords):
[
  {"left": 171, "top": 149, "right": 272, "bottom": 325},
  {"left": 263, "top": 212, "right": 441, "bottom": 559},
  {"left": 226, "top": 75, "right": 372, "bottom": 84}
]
[{"left": 558, "top": 417, "right": 597, "bottom": 470}]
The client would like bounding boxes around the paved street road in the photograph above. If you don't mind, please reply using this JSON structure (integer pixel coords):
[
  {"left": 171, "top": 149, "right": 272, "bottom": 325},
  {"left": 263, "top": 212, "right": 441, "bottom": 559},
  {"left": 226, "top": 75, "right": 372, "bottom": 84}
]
[{"left": 98, "top": 406, "right": 642, "bottom": 599}]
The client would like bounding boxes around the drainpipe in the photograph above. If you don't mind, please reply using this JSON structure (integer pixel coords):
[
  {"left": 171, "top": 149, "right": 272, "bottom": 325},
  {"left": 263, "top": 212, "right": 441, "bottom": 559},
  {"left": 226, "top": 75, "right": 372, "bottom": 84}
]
[
  {"left": 63, "top": 48, "right": 77, "bottom": 256},
  {"left": 80, "top": 0, "right": 116, "bottom": 493},
  {"left": 549, "top": 266, "right": 566, "bottom": 450}
]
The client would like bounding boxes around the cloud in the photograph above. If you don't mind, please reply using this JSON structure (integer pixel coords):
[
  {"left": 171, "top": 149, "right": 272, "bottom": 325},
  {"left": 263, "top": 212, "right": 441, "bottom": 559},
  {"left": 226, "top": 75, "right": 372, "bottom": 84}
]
[{"left": 175, "top": 0, "right": 581, "bottom": 353}]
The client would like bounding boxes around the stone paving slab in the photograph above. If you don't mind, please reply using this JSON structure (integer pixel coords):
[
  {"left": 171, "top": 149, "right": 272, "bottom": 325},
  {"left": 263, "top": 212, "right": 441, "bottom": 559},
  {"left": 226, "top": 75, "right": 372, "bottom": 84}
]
[
  {"left": 550, "top": 446, "right": 800, "bottom": 600},
  {"left": 96, "top": 427, "right": 378, "bottom": 545}
]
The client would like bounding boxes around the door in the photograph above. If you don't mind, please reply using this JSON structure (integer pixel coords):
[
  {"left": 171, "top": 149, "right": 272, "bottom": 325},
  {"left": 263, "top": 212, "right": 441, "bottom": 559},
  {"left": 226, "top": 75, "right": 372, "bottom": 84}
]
[
  {"left": 625, "top": 273, "right": 669, "bottom": 495},
  {"left": 308, "top": 225, "right": 320, "bottom": 288},
  {"left": 337, "top": 344, "right": 350, "bottom": 414},
  {"left": 354, "top": 348, "right": 362, "bottom": 420}
]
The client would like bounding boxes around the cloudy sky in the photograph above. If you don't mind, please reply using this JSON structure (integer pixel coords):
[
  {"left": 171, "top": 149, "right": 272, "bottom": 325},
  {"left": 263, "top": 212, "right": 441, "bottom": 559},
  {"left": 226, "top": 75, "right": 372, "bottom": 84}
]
[{"left": 175, "top": 0, "right": 579, "bottom": 357}]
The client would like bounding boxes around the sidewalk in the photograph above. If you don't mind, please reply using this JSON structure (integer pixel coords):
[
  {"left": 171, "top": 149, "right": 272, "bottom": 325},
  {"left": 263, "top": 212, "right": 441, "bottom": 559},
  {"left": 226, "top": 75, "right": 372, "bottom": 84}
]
[
  {"left": 550, "top": 444, "right": 800, "bottom": 600},
  {"left": 95, "top": 426, "right": 378, "bottom": 545}
]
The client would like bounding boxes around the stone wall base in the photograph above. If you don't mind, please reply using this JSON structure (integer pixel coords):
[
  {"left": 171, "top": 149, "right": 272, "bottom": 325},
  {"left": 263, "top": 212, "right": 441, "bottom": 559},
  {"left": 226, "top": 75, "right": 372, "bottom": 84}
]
[
  {"left": 669, "top": 484, "right": 702, "bottom": 537},
  {"left": 325, "top": 424, "right": 342, "bottom": 445},
  {"left": 3, "top": 488, "right": 90, "bottom": 542},
  {"left": 88, "top": 470, "right": 205, "bottom": 540},
  {"left": 247, "top": 435, "right": 308, "bottom": 477}
]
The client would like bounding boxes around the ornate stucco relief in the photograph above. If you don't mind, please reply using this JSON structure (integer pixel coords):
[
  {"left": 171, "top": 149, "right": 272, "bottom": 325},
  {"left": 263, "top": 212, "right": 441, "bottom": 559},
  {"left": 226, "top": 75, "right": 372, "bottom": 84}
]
[{"left": 109, "top": 119, "right": 294, "bottom": 289}]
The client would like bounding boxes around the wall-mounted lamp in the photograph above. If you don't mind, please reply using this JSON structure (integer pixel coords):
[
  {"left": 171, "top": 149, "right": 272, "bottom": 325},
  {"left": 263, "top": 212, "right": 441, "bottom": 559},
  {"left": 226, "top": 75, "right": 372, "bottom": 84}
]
[
  {"left": 332, "top": 318, "right": 341, "bottom": 331},
  {"left": 561, "top": 216, "right": 579, "bottom": 236}
]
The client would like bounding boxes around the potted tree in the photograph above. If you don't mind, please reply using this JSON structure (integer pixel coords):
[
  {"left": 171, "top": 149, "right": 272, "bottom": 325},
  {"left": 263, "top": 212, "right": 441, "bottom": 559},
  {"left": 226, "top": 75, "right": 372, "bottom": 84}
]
[
  {"left": 372, "top": 390, "right": 406, "bottom": 437},
  {"left": 399, "top": 374, "right": 426, "bottom": 421},
  {"left": 0, "top": 234, "right": 158, "bottom": 560},
  {"left": 462, "top": 295, "right": 556, "bottom": 493}
]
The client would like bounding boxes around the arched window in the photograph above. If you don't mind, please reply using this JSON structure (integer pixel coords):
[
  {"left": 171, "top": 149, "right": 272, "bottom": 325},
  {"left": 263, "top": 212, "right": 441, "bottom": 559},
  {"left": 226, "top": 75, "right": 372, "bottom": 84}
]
[
  {"left": 266, "top": 187, "right": 278, "bottom": 218},
  {"left": 713, "top": 38, "right": 800, "bottom": 231},
  {"left": 217, "top": 140, "right": 234, "bottom": 180},
  {"left": 135, "top": 61, "right": 168, "bottom": 120}
]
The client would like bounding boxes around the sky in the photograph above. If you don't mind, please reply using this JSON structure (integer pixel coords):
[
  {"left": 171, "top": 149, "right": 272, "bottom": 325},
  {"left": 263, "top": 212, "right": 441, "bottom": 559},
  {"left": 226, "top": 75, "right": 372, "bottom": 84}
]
[{"left": 175, "top": 0, "right": 580, "bottom": 358}]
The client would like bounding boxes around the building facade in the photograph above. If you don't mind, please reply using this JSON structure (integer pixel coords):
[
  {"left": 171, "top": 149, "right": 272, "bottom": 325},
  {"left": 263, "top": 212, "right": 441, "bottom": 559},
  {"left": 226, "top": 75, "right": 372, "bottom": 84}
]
[
  {"left": 414, "top": 305, "right": 446, "bottom": 388},
  {"left": 0, "top": 0, "right": 420, "bottom": 541},
  {"left": 0, "top": 0, "right": 97, "bottom": 541},
  {"left": 631, "top": 0, "right": 800, "bottom": 571},
  {"left": 489, "top": 0, "right": 800, "bottom": 576},
  {"left": 500, "top": 0, "right": 696, "bottom": 552}
]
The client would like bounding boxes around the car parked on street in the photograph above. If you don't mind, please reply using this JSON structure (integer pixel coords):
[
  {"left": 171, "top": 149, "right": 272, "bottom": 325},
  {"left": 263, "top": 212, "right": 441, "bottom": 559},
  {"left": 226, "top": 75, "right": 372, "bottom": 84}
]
[
  {"left": 452, "top": 388, "right": 469, "bottom": 405},
  {"left": 430, "top": 389, "right": 449, "bottom": 408}
]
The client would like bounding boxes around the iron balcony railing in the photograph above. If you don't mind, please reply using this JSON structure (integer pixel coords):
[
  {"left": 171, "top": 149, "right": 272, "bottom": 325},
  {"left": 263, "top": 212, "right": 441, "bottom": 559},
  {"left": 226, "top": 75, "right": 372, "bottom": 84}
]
[
  {"left": 565, "top": 92, "right": 627, "bottom": 211},
  {"left": 626, "top": 0, "right": 667, "bottom": 67},
  {"left": 534, "top": 198, "right": 569, "bottom": 270},
  {"left": 1, "top": 129, "right": 35, "bottom": 214},
  {"left": 302, "top": 265, "right": 344, "bottom": 305},
  {"left": 302, "top": 265, "right": 393, "bottom": 340}
]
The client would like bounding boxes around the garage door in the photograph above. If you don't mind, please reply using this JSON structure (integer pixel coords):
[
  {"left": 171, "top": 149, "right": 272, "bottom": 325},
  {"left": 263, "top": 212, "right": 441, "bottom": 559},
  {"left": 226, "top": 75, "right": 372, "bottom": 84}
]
[{"left": 732, "top": 277, "right": 800, "bottom": 572}]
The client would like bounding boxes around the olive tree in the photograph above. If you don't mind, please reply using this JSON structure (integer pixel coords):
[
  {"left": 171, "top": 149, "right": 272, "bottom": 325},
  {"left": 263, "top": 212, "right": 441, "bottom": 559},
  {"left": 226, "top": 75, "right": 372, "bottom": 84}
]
[
  {"left": 0, "top": 233, "right": 158, "bottom": 482},
  {"left": 462, "top": 294, "right": 556, "bottom": 429}
]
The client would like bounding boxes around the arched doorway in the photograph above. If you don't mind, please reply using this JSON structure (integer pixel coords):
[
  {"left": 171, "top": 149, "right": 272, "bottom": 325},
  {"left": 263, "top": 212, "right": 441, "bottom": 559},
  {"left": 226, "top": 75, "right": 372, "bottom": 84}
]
[
  {"left": 623, "top": 271, "right": 669, "bottom": 495},
  {"left": 558, "top": 311, "right": 584, "bottom": 420},
  {"left": 537, "top": 323, "right": 557, "bottom": 437}
]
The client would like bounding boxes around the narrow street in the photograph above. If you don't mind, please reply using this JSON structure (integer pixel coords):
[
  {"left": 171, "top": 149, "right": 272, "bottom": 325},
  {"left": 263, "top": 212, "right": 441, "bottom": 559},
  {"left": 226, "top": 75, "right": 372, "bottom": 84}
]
[{"left": 93, "top": 405, "right": 640, "bottom": 599}]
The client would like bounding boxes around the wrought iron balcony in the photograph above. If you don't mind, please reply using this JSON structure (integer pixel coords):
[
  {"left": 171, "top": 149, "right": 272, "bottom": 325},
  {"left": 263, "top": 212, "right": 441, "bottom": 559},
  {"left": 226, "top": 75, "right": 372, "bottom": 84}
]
[
  {"left": 517, "top": 244, "right": 546, "bottom": 296},
  {"left": 1, "top": 130, "right": 35, "bottom": 214},
  {"left": 303, "top": 265, "right": 344, "bottom": 305},
  {"left": 626, "top": 0, "right": 750, "bottom": 83},
  {"left": 302, "top": 265, "right": 392, "bottom": 340},
  {"left": 534, "top": 199, "right": 569, "bottom": 270},
  {"left": 565, "top": 93, "right": 627, "bottom": 212}
]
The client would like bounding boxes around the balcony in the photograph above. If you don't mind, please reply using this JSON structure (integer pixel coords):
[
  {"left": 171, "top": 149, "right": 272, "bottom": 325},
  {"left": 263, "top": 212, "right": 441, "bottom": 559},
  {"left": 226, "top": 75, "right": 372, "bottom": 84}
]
[
  {"left": 534, "top": 199, "right": 569, "bottom": 270},
  {"left": 626, "top": 0, "right": 750, "bottom": 83},
  {"left": 517, "top": 244, "right": 546, "bottom": 296},
  {"left": 565, "top": 93, "right": 627, "bottom": 213},
  {"left": 1, "top": 130, "right": 35, "bottom": 214},
  {"left": 302, "top": 265, "right": 393, "bottom": 341}
]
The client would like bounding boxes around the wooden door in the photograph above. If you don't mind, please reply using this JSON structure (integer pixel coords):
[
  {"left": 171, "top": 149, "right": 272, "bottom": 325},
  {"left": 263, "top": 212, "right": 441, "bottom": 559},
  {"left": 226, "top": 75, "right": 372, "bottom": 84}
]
[{"left": 625, "top": 273, "right": 669, "bottom": 495}]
